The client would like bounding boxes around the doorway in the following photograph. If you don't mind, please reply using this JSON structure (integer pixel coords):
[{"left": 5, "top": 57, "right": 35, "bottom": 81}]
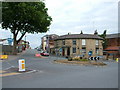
[
  {"left": 67, "top": 47, "right": 70, "bottom": 56},
  {"left": 62, "top": 48, "right": 65, "bottom": 56}
]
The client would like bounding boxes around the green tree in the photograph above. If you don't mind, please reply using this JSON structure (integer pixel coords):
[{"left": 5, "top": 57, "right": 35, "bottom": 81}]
[
  {"left": 99, "top": 30, "right": 107, "bottom": 49},
  {"left": 80, "top": 30, "right": 83, "bottom": 34},
  {"left": 94, "top": 30, "right": 98, "bottom": 35},
  {"left": 2, "top": 2, "right": 52, "bottom": 54}
]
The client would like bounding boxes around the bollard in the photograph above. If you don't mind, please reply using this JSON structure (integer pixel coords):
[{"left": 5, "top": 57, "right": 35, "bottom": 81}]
[
  {"left": 116, "top": 58, "right": 119, "bottom": 62},
  {"left": 19, "top": 59, "right": 25, "bottom": 72}
]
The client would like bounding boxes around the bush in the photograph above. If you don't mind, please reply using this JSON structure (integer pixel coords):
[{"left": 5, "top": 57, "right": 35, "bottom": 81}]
[
  {"left": 72, "top": 57, "right": 88, "bottom": 61},
  {"left": 74, "top": 58, "right": 80, "bottom": 60},
  {"left": 68, "top": 56, "right": 89, "bottom": 61},
  {"left": 72, "top": 57, "right": 80, "bottom": 60},
  {"left": 68, "top": 57, "right": 72, "bottom": 61},
  {"left": 79, "top": 59, "right": 88, "bottom": 61}
]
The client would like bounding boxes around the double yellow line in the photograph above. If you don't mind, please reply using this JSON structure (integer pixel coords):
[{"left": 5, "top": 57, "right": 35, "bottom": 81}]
[{"left": 0, "top": 70, "right": 20, "bottom": 77}]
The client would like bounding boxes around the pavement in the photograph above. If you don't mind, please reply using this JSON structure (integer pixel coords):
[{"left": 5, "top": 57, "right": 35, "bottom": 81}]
[
  {"left": 1, "top": 49, "right": 119, "bottom": 88},
  {"left": 0, "top": 50, "right": 32, "bottom": 77},
  {"left": 0, "top": 50, "right": 27, "bottom": 90}
]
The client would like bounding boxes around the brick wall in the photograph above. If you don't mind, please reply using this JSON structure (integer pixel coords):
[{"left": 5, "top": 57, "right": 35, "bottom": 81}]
[{"left": 107, "top": 38, "right": 120, "bottom": 47}]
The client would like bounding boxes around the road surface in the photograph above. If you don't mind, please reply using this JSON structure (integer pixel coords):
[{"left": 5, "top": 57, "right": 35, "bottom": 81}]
[{"left": 2, "top": 49, "right": 118, "bottom": 88}]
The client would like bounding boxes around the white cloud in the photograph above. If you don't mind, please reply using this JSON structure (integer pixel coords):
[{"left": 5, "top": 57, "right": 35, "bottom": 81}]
[
  {"left": 45, "top": 0, "right": 118, "bottom": 34},
  {"left": 1, "top": 0, "right": 118, "bottom": 48}
]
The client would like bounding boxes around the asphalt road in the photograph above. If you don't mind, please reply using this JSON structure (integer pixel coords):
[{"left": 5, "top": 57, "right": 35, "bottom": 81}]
[{"left": 2, "top": 49, "right": 118, "bottom": 88}]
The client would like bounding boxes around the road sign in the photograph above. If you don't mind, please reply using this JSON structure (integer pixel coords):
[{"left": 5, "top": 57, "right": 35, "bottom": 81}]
[
  {"left": 59, "top": 48, "right": 62, "bottom": 52},
  {"left": 89, "top": 57, "right": 99, "bottom": 61},
  {"left": 88, "top": 51, "right": 92, "bottom": 56},
  {"left": 7, "top": 38, "right": 13, "bottom": 45}
]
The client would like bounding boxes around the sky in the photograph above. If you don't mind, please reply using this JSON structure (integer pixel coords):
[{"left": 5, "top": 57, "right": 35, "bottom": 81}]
[{"left": 0, "top": 0, "right": 119, "bottom": 48}]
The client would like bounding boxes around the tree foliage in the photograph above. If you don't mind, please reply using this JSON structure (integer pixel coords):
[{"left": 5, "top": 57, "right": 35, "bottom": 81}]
[
  {"left": 99, "top": 30, "right": 107, "bottom": 49},
  {"left": 94, "top": 30, "right": 98, "bottom": 35},
  {"left": 80, "top": 30, "right": 83, "bottom": 34},
  {"left": 2, "top": 2, "right": 52, "bottom": 54}
]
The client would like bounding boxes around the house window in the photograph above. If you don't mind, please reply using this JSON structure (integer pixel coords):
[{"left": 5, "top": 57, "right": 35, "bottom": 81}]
[
  {"left": 96, "top": 48, "right": 99, "bottom": 54},
  {"left": 72, "top": 47, "right": 76, "bottom": 53},
  {"left": 96, "top": 40, "right": 99, "bottom": 45},
  {"left": 81, "top": 47, "right": 86, "bottom": 55},
  {"left": 82, "top": 39, "right": 86, "bottom": 45},
  {"left": 62, "top": 40, "right": 65, "bottom": 45},
  {"left": 73, "top": 40, "right": 76, "bottom": 45}
]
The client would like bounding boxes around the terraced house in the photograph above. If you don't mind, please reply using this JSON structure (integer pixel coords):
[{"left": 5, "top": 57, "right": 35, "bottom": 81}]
[{"left": 54, "top": 33, "right": 103, "bottom": 58}]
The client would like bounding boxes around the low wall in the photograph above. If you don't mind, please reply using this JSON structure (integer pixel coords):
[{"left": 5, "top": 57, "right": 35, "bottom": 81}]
[{"left": 0, "top": 45, "right": 13, "bottom": 55}]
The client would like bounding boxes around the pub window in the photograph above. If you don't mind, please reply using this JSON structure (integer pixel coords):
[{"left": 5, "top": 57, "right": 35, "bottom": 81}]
[
  {"left": 73, "top": 47, "right": 76, "bottom": 53},
  {"left": 82, "top": 39, "right": 86, "bottom": 45},
  {"left": 81, "top": 47, "right": 86, "bottom": 54},
  {"left": 73, "top": 40, "right": 76, "bottom": 45},
  {"left": 62, "top": 40, "right": 65, "bottom": 45},
  {"left": 96, "top": 48, "right": 99, "bottom": 54},
  {"left": 96, "top": 40, "right": 99, "bottom": 45}
]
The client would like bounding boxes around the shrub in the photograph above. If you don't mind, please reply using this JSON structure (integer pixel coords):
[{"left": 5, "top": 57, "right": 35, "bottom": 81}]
[
  {"left": 68, "top": 57, "right": 72, "bottom": 61},
  {"left": 72, "top": 57, "right": 80, "bottom": 60},
  {"left": 79, "top": 59, "right": 88, "bottom": 61},
  {"left": 72, "top": 58, "right": 88, "bottom": 61}
]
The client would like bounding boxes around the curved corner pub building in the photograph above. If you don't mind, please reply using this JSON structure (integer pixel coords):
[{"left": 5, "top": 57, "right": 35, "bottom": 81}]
[{"left": 54, "top": 33, "right": 103, "bottom": 58}]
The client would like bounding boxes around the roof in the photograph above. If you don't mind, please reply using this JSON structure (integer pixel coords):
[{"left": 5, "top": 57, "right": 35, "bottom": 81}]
[
  {"left": 55, "top": 34, "right": 103, "bottom": 40},
  {"left": 104, "top": 46, "right": 120, "bottom": 51},
  {"left": 106, "top": 33, "right": 120, "bottom": 38},
  {"left": 42, "top": 34, "right": 59, "bottom": 40},
  {"left": 42, "top": 34, "right": 59, "bottom": 38}
]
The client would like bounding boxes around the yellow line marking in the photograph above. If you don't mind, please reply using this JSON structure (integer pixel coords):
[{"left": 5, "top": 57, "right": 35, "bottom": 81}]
[
  {"left": 0, "top": 60, "right": 5, "bottom": 62},
  {"left": 0, "top": 70, "right": 7, "bottom": 73},
  {"left": 0, "top": 72, "right": 20, "bottom": 77}
]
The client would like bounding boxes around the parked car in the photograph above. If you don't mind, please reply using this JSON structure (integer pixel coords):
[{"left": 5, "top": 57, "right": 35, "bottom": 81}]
[{"left": 40, "top": 52, "right": 49, "bottom": 56}]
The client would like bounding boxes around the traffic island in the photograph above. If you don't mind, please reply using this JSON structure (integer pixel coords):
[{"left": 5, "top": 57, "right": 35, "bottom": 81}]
[
  {"left": 53, "top": 59, "right": 107, "bottom": 66},
  {"left": 4, "top": 67, "right": 38, "bottom": 74}
]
